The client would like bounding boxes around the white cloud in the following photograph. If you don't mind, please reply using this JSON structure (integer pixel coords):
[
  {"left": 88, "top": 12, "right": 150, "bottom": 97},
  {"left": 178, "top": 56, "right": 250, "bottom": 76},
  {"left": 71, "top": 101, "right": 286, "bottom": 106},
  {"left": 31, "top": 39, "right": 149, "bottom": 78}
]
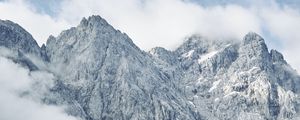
[
  {"left": 57, "top": 0, "right": 262, "bottom": 50},
  {"left": 261, "top": 6, "right": 300, "bottom": 72},
  {"left": 0, "top": 56, "right": 78, "bottom": 120},
  {"left": 0, "top": 0, "right": 71, "bottom": 45},
  {"left": 0, "top": 0, "right": 300, "bottom": 72},
  {"left": 57, "top": 0, "right": 300, "bottom": 72}
]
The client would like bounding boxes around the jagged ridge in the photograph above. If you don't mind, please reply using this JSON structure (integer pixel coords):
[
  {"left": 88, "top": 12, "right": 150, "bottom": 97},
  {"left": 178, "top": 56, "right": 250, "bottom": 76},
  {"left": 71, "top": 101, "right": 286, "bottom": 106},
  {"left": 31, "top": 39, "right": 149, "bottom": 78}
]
[{"left": 0, "top": 15, "right": 299, "bottom": 120}]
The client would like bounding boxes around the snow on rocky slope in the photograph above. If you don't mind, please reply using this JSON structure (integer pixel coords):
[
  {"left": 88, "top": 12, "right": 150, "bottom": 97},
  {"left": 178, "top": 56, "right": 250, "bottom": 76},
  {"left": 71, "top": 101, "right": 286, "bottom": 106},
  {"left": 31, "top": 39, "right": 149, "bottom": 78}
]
[{"left": 0, "top": 15, "right": 299, "bottom": 120}]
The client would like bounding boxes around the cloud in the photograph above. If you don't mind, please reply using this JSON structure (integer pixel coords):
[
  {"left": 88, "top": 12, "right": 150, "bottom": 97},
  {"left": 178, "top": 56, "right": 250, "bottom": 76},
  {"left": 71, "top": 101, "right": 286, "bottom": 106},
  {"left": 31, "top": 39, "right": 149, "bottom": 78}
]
[
  {"left": 0, "top": 56, "right": 78, "bottom": 120},
  {"left": 260, "top": 6, "right": 300, "bottom": 72},
  {"left": 56, "top": 0, "right": 300, "bottom": 72},
  {"left": 56, "top": 0, "right": 262, "bottom": 50},
  {"left": 0, "top": 0, "right": 71, "bottom": 45},
  {"left": 0, "top": 0, "right": 300, "bottom": 72}
]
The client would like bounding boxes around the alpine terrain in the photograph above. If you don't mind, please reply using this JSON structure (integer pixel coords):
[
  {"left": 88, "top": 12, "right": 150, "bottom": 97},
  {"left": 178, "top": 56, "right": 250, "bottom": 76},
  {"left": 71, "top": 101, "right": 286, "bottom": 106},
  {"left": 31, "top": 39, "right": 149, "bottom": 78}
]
[{"left": 0, "top": 15, "right": 299, "bottom": 120}]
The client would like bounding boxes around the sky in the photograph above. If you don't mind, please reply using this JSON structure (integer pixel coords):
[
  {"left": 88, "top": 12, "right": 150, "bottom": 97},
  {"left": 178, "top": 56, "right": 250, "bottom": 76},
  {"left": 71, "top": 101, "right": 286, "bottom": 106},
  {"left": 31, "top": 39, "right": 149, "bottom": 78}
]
[{"left": 0, "top": 0, "right": 299, "bottom": 70}]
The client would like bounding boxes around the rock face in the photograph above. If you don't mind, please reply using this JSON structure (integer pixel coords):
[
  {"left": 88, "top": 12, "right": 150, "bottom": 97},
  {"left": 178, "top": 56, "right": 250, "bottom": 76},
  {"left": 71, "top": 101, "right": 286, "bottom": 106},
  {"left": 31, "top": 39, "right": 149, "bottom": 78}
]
[
  {"left": 0, "top": 16, "right": 300, "bottom": 120},
  {"left": 0, "top": 19, "right": 45, "bottom": 70},
  {"left": 0, "top": 20, "right": 41, "bottom": 55},
  {"left": 159, "top": 32, "right": 300, "bottom": 120},
  {"left": 44, "top": 15, "right": 199, "bottom": 120}
]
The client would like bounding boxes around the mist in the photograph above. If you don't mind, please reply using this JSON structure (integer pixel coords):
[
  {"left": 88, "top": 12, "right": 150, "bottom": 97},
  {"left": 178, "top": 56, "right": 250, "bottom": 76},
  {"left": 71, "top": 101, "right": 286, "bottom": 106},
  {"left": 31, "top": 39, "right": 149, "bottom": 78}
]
[{"left": 0, "top": 56, "right": 78, "bottom": 120}]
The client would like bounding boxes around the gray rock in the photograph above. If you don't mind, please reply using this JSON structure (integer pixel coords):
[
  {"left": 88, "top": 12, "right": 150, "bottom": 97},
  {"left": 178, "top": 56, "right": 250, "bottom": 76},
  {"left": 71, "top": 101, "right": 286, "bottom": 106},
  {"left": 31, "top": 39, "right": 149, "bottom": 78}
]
[{"left": 0, "top": 16, "right": 299, "bottom": 120}]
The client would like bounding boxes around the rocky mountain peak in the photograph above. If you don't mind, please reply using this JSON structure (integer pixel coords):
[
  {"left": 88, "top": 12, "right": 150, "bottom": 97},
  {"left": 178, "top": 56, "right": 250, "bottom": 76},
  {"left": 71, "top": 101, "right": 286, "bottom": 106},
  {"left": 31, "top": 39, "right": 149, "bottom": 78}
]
[
  {"left": 175, "top": 35, "right": 210, "bottom": 55},
  {"left": 234, "top": 32, "right": 271, "bottom": 71},
  {"left": 0, "top": 19, "right": 41, "bottom": 55},
  {"left": 1, "top": 16, "right": 300, "bottom": 120},
  {"left": 45, "top": 35, "right": 56, "bottom": 46},
  {"left": 45, "top": 15, "right": 140, "bottom": 64},
  {"left": 242, "top": 32, "right": 265, "bottom": 44},
  {"left": 149, "top": 47, "right": 169, "bottom": 56},
  {"left": 270, "top": 49, "right": 287, "bottom": 64},
  {"left": 241, "top": 32, "right": 269, "bottom": 55},
  {"left": 149, "top": 47, "right": 177, "bottom": 65},
  {"left": 79, "top": 15, "right": 111, "bottom": 29}
]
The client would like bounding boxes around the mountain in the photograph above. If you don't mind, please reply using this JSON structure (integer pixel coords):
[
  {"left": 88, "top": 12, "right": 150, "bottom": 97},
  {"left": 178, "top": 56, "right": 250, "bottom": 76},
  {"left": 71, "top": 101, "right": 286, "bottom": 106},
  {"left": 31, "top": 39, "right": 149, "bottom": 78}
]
[
  {"left": 161, "top": 33, "right": 300, "bottom": 120},
  {"left": 0, "top": 20, "right": 46, "bottom": 71},
  {"left": 44, "top": 15, "right": 199, "bottom": 120},
  {"left": 0, "top": 20, "right": 41, "bottom": 55},
  {"left": 0, "top": 15, "right": 299, "bottom": 120}
]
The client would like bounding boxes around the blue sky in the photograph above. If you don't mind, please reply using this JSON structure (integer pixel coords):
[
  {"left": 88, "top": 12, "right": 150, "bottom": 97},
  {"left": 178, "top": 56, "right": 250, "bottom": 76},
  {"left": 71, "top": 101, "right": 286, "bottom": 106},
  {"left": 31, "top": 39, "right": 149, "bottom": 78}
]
[
  {"left": 22, "top": 1, "right": 300, "bottom": 28},
  {"left": 0, "top": 0, "right": 300, "bottom": 71},
  {"left": 24, "top": 0, "right": 300, "bottom": 17},
  {"left": 25, "top": 0, "right": 61, "bottom": 17}
]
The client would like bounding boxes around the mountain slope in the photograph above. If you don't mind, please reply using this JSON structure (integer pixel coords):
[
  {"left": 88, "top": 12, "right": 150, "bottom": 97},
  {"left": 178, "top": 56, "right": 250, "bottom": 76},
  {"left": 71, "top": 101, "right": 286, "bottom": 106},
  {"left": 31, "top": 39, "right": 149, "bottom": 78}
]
[
  {"left": 0, "top": 19, "right": 47, "bottom": 70},
  {"left": 0, "top": 20, "right": 41, "bottom": 55},
  {"left": 0, "top": 15, "right": 299, "bottom": 120},
  {"left": 44, "top": 15, "right": 200, "bottom": 120},
  {"left": 150, "top": 32, "right": 300, "bottom": 119}
]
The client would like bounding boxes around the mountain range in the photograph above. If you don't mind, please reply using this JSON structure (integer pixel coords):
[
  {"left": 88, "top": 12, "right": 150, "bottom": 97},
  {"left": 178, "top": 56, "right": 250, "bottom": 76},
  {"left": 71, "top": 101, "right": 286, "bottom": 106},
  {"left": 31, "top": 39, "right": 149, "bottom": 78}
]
[{"left": 0, "top": 15, "right": 299, "bottom": 120}]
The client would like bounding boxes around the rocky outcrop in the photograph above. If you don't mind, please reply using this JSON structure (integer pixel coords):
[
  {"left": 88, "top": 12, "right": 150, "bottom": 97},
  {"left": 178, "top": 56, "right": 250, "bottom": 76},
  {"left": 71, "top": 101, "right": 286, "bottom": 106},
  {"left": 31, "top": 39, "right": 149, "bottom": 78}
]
[{"left": 0, "top": 16, "right": 299, "bottom": 120}]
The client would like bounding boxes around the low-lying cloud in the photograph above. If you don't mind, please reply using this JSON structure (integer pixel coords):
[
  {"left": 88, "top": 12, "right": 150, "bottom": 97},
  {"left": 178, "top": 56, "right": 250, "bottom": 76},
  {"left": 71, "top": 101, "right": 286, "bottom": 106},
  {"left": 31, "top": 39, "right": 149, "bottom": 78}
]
[{"left": 0, "top": 56, "right": 78, "bottom": 120}]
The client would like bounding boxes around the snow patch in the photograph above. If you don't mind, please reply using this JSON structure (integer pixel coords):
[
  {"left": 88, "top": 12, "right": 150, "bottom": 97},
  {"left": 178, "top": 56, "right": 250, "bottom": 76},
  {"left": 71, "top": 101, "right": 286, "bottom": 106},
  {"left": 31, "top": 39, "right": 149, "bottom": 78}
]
[
  {"left": 209, "top": 80, "right": 221, "bottom": 92},
  {"left": 214, "top": 98, "right": 220, "bottom": 102},
  {"left": 196, "top": 76, "right": 207, "bottom": 85},
  {"left": 198, "top": 51, "right": 218, "bottom": 63},
  {"left": 188, "top": 101, "right": 196, "bottom": 107},
  {"left": 181, "top": 50, "right": 194, "bottom": 58},
  {"left": 238, "top": 67, "right": 260, "bottom": 78},
  {"left": 193, "top": 95, "right": 199, "bottom": 99},
  {"left": 224, "top": 91, "right": 239, "bottom": 98}
]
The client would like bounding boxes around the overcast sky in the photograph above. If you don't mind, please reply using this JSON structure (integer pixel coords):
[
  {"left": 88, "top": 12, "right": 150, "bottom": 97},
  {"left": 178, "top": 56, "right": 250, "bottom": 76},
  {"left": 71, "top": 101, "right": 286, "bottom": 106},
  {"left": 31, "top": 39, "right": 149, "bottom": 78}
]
[{"left": 0, "top": 0, "right": 300, "bottom": 71}]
